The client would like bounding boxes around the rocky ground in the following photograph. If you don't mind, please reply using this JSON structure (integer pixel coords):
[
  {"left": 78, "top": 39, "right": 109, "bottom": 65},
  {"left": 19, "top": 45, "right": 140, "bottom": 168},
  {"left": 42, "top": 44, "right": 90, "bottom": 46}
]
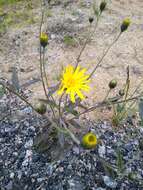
[{"left": 0, "top": 93, "right": 143, "bottom": 190}]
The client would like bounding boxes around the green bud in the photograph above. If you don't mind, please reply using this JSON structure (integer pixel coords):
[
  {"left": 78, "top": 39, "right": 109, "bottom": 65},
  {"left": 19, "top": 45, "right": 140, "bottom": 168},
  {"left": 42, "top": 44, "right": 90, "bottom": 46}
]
[
  {"left": 121, "top": 18, "right": 131, "bottom": 32},
  {"left": 35, "top": 102, "right": 47, "bottom": 115},
  {"left": 40, "top": 33, "right": 48, "bottom": 47},
  {"left": 89, "top": 17, "right": 94, "bottom": 24},
  {"left": 109, "top": 79, "right": 117, "bottom": 89},
  {"left": 100, "top": 1, "right": 107, "bottom": 12},
  {"left": 119, "top": 89, "right": 125, "bottom": 96}
]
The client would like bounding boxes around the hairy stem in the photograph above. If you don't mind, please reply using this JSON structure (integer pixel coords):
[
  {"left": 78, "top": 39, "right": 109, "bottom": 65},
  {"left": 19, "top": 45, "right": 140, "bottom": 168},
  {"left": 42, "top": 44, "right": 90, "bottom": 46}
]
[
  {"left": 42, "top": 48, "right": 57, "bottom": 106},
  {"left": 68, "top": 94, "right": 143, "bottom": 121},
  {"left": 40, "top": 46, "right": 48, "bottom": 98},
  {"left": 75, "top": 16, "right": 100, "bottom": 69},
  {"left": 89, "top": 32, "right": 122, "bottom": 79},
  {"left": 0, "top": 82, "right": 37, "bottom": 112},
  {"left": 42, "top": 48, "right": 49, "bottom": 87}
]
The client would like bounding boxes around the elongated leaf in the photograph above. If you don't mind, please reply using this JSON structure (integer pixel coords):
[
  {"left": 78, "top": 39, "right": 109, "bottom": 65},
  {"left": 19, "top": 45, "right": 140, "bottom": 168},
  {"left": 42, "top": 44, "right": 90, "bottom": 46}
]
[
  {"left": 64, "top": 106, "right": 78, "bottom": 116},
  {"left": 47, "top": 83, "right": 60, "bottom": 97},
  {"left": 139, "top": 98, "right": 143, "bottom": 120},
  {"left": 93, "top": 3, "right": 99, "bottom": 17},
  {"left": 0, "top": 84, "right": 5, "bottom": 99},
  {"left": 69, "top": 120, "right": 82, "bottom": 128},
  {"left": 38, "top": 98, "right": 58, "bottom": 109},
  {"left": 116, "top": 149, "right": 124, "bottom": 173},
  {"left": 107, "top": 95, "right": 121, "bottom": 103},
  {"left": 116, "top": 104, "right": 125, "bottom": 114},
  {"left": 11, "top": 66, "right": 20, "bottom": 92}
]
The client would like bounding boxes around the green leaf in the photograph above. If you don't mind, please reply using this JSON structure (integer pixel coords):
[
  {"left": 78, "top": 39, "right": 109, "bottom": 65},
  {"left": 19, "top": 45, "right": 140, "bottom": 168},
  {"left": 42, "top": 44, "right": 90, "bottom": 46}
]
[
  {"left": 139, "top": 98, "right": 143, "bottom": 121},
  {"left": 116, "top": 148, "right": 124, "bottom": 173},
  {"left": 0, "top": 84, "right": 5, "bottom": 99},
  {"left": 100, "top": 159, "right": 117, "bottom": 179},
  {"left": 11, "top": 66, "right": 20, "bottom": 92},
  {"left": 47, "top": 83, "right": 60, "bottom": 97},
  {"left": 38, "top": 98, "right": 58, "bottom": 109},
  {"left": 116, "top": 104, "right": 125, "bottom": 114},
  {"left": 107, "top": 96, "right": 121, "bottom": 103},
  {"left": 69, "top": 120, "right": 82, "bottom": 128},
  {"left": 93, "top": 4, "right": 99, "bottom": 17},
  {"left": 64, "top": 106, "right": 78, "bottom": 116}
]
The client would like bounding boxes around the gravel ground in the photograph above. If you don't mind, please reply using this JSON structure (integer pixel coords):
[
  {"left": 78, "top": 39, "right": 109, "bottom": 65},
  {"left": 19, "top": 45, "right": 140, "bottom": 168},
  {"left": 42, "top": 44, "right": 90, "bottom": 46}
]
[{"left": 0, "top": 92, "right": 143, "bottom": 190}]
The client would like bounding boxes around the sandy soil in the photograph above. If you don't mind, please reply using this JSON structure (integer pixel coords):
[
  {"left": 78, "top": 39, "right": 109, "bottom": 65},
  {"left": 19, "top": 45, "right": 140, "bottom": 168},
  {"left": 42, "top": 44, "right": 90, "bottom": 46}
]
[{"left": 0, "top": 0, "right": 143, "bottom": 120}]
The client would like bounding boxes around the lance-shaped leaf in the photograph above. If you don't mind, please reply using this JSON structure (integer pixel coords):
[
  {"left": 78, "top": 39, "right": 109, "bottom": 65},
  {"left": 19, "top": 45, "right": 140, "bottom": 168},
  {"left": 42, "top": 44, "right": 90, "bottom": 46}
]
[
  {"left": 116, "top": 148, "right": 124, "bottom": 173},
  {"left": 0, "top": 84, "right": 5, "bottom": 99},
  {"left": 11, "top": 66, "right": 20, "bottom": 92},
  {"left": 93, "top": 3, "right": 100, "bottom": 17},
  {"left": 38, "top": 98, "right": 58, "bottom": 109},
  {"left": 47, "top": 83, "right": 60, "bottom": 97},
  {"left": 139, "top": 97, "right": 143, "bottom": 121}
]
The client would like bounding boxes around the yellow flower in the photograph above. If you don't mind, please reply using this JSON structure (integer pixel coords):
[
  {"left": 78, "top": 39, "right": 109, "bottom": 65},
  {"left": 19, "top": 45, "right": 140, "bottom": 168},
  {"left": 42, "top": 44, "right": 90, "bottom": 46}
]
[
  {"left": 40, "top": 32, "right": 48, "bottom": 47},
  {"left": 58, "top": 65, "right": 90, "bottom": 103},
  {"left": 82, "top": 132, "right": 98, "bottom": 149}
]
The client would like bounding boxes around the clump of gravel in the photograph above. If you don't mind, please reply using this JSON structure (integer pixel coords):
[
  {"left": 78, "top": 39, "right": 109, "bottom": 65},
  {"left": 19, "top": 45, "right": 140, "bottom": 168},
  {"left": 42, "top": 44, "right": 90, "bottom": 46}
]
[{"left": 0, "top": 94, "right": 143, "bottom": 190}]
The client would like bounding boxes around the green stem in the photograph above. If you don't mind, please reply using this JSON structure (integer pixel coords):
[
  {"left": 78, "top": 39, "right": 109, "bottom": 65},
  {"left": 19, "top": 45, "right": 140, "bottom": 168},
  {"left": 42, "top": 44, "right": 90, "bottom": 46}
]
[
  {"left": 61, "top": 120, "right": 80, "bottom": 145},
  {"left": 39, "top": 7, "right": 57, "bottom": 120},
  {"left": 42, "top": 48, "right": 57, "bottom": 107},
  {"left": 59, "top": 92, "right": 65, "bottom": 119},
  {"left": 40, "top": 45, "right": 48, "bottom": 98},
  {"left": 103, "top": 89, "right": 111, "bottom": 101},
  {"left": 75, "top": 15, "right": 100, "bottom": 69},
  {"left": 0, "top": 81, "right": 37, "bottom": 112},
  {"left": 42, "top": 48, "right": 49, "bottom": 86},
  {"left": 88, "top": 32, "right": 122, "bottom": 79},
  {"left": 68, "top": 94, "right": 143, "bottom": 121}
]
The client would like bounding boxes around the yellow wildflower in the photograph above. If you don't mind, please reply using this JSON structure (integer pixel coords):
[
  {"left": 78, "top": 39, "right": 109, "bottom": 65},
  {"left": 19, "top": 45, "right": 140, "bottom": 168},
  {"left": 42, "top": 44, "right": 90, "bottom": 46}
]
[
  {"left": 58, "top": 65, "right": 90, "bottom": 103},
  {"left": 82, "top": 132, "right": 98, "bottom": 149}
]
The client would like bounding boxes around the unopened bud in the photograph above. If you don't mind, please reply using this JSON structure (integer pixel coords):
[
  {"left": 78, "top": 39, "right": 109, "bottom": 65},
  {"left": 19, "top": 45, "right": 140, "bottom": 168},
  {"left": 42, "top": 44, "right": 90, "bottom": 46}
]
[
  {"left": 100, "top": 1, "right": 107, "bottom": 12},
  {"left": 40, "top": 33, "right": 48, "bottom": 47},
  {"left": 89, "top": 17, "right": 94, "bottom": 24},
  {"left": 109, "top": 79, "right": 117, "bottom": 89},
  {"left": 121, "top": 18, "right": 131, "bottom": 32}
]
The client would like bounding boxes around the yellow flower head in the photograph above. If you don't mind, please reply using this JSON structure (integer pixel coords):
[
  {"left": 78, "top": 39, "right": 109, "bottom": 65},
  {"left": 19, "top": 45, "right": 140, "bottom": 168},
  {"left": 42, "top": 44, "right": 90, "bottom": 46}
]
[
  {"left": 40, "top": 32, "right": 48, "bottom": 47},
  {"left": 82, "top": 132, "right": 98, "bottom": 149},
  {"left": 58, "top": 65, "right": 90, "bottom": 103}
]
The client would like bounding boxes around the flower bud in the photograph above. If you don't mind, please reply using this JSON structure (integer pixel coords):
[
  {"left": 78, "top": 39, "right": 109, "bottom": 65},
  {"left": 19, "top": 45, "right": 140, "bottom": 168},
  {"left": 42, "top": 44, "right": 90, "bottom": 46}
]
[
  {"left": 121, "top": 18, "right": 131, "bottom": 32},
  {"left": 109, "top": 79, "right": 117, "bottom": 89},
  {"left": 40, "top": 33, "right": 48, "bottom": 47},
  {"left": 35, "top": 101, "right": 47, "bottom": 115},
  {"left": 119, "top": 89, "right": 125, "bottom": 96},
  {"left": 100, "top": 1, "right": 107, "bottom": 12},
  {"left": 81, "top": 132, "right": 98, "bottom": 149},
  {"left": 89, "top": 17, "right": 94, "bottom": 24}
]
